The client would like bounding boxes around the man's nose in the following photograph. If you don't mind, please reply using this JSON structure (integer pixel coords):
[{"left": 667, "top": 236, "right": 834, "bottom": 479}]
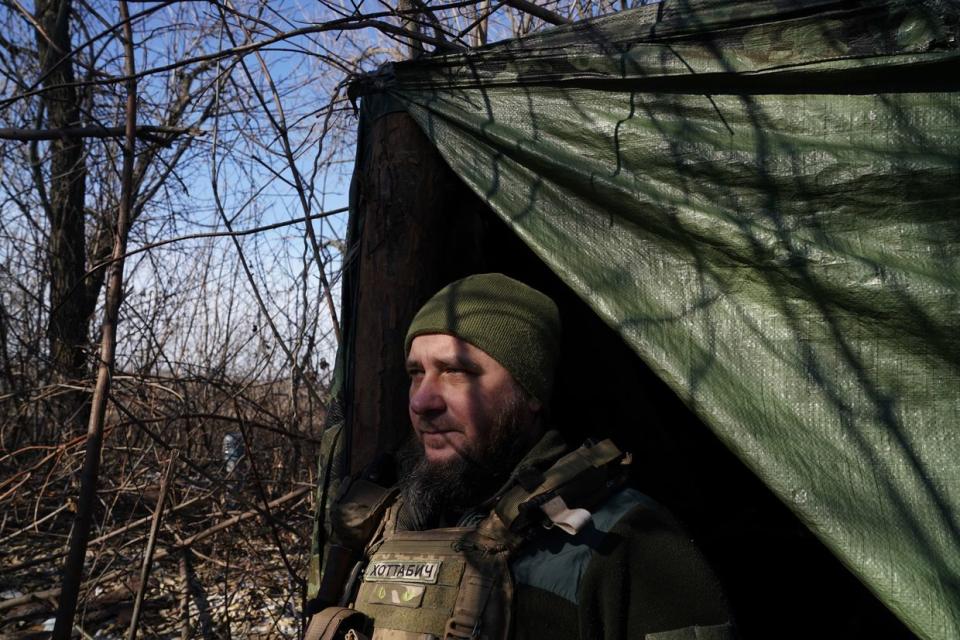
[{"left": 409, "top": 376, "right": 445, "bottom": 415}]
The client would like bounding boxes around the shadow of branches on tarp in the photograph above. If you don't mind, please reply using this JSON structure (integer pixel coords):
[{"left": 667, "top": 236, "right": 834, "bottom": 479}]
[{"left": 370, "top": 0, "right": 960, "bottom": 637}]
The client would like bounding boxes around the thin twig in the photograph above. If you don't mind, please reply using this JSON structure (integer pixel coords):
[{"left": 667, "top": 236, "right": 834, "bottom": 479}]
[
  {"left": 0, "top": 487, "right": 311, "bottom": 614},
  {"left": 0, "top": 502, "right": 70, "bottom": 545},
  {"left": 207, "top": 36, "right": 326, "bottom": 410},
  {"left": 219, "top": 5, "right": 342, "bottom": 344},
  {"left": 0, "top": 12, "right": 461, "bottom": 110},
  {"left": 127, "top": 450, "right": 178, "bottom": 640},
  {"left": 63, "top": 207, "right": 349, "bottom": 295},
  {"left": 3, "top": 492, "right": 209, "bottom": 574},
  {"left": 0, "top": 125, "right": 199, "bottom": 142},
  {"left": 234, "top": 400, "right": 303, "bottom": 588}
]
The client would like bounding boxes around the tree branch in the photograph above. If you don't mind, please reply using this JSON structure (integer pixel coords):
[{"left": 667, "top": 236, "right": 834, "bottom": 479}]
[
  {"left": 0, "top": 486, "right": 312, "bottom": 614},
  {"left": 502, "top": 0, "right": 569, "bottom": 25},
  {"left": 0, "top": 125, "right": 201, "bottom": 143}
]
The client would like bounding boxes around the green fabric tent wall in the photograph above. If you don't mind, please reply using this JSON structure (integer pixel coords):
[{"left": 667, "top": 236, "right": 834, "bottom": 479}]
[{"left": 343, "top": 0, "right": 960, "bottom": 637}]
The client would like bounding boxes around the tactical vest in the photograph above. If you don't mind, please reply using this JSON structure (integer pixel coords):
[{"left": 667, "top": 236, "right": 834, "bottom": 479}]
[{"left": 306, "top": 439, "right": 631, "bottom": 640}]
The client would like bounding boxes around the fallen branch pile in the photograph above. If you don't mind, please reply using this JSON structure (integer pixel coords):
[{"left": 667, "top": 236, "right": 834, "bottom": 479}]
[{"left": 0, "top": 375, "right": 325, "bottom": 639}]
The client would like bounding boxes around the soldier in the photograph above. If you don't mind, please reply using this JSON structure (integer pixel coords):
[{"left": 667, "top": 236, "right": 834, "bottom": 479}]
[{"left": 308, "top": 273, "right": 733, "bottom": 640}]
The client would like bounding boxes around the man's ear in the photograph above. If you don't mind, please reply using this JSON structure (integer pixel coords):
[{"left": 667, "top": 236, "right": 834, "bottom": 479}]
[{"left": 527, "top": 397, "right": 542, "bottom": 414}]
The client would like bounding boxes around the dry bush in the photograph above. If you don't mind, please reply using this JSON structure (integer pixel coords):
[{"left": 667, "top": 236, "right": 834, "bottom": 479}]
[{"left": 0, "top": 374, "right": 325, "bottom": 639}]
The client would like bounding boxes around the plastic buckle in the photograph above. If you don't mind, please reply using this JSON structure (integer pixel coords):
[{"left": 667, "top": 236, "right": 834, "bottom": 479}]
[{"left": 444, "top": 614, "right": 480, "bottom": 639}]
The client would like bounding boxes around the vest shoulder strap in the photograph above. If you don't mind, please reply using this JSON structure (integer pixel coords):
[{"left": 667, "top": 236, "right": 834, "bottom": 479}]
[
  {"left": 330, "top": 475, "right": 399, "bottom": 550},
  {"left": 316, "top": 473, "right": 399, "bottom": 608},
  {"left": 493, "top": 438, "right": 632, "bottom": 537},
  {"left": 304, "top": 606, "right": 367, "bottom": 640}
]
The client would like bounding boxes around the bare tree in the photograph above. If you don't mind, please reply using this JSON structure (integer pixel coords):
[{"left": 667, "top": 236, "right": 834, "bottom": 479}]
[
  {"left": 0, "top": 0, "right": 635, "bottom": 634},
  {"left": 34, "top": 0, "right": 100, "bottom": 434}
]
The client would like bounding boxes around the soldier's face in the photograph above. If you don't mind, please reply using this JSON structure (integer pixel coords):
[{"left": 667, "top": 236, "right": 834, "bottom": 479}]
[{"left": 406, "top": 334, "right": 542, "bottom": 467}]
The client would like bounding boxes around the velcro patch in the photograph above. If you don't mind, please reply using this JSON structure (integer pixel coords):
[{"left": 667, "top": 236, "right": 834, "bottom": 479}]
[
  {"left": 365, "top": 561, "right": 442, "bottom": 584},
  {"left": 366, "top": 583, "right": 426, "bottom": 608}
]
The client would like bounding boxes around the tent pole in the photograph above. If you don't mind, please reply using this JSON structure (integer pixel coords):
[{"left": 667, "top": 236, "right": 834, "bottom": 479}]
[{"left": 348, "top": 111, "right": 472, "bottom": 474}]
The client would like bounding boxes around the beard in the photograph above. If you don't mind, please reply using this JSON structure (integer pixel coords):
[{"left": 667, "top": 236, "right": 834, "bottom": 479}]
[{"left": 398, "top": 389, "right": 535, "bottom": 529}]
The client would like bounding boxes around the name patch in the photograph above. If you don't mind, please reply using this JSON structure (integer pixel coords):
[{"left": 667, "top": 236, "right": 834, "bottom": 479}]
[{"left": 365, "top": 561, "right": 441, "bottom": 584}]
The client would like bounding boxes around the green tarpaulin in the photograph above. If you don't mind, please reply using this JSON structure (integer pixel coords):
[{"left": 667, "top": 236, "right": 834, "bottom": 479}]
[{"left": 344, "top": 0, "right": 959, "bottom": 637}]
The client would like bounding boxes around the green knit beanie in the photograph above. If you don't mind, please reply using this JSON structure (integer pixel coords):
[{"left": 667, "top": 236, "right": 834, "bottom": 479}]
[{"left": 404, "top": 273, "right": 561, "bottom": 403}]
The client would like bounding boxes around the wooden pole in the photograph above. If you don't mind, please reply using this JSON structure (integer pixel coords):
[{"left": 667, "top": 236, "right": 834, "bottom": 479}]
[{"left": 347, "top": 111, "right": 487, "bottom": 474}]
